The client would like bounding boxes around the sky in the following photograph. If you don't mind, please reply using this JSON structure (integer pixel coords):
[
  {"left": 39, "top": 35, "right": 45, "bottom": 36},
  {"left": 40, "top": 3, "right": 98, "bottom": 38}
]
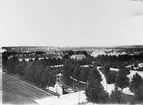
[{"left": 0, "top": 0, "right": 143, "bottom": 47}]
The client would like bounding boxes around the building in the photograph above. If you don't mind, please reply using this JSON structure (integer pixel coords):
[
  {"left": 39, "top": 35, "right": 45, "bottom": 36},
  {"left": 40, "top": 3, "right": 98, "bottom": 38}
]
[{"left": 71, "top": 54, "right": 86, "bottom": 60}]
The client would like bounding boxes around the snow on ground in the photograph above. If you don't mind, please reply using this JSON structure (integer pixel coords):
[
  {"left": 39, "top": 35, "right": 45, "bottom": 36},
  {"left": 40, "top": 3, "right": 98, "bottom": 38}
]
[
  {"left": 0, "top": 48, "right": 6, "bottom": 53},
  {"left": 50, "top": 65, "right": 63, "bottom": 68},
  {"left": 70, "top": 76, "right": 88, "bottom": 84},
  {"left": 35, "top": 91, "right": 87, "bottom": 105},
  {"left": 127, "top": 70, "right": 143, "bottom": 82},
  {"left": 108, "top": 68, "right": 143, "bottom": 95},
  {"left": 36, "top": 66, "right": 141, "bottom": 105},
  {"left": 32, "top": 58, "right": 35, "bottom": 61},
  {"left": 106, "top": 84, "right": 115, "bottom": 95},
  {"left": 80, "top": 65, "right": 90, "bottom": 67},
  {"left": 57, "top": 73, "right": 62, "bottom": 77},
  {"left": 138, "top": 63, "right": 143, "bottom": 68},
  {"left": 25, "top": 58, "right": 30, "bottom": 62},
  {"left": 110, "top": 68, "right": 119, "bottom": 71},
  {"left": 97, "top": 67, "right": 115, "bottom": 95},
  {"left": 98, "top": 67, "right": 135, "bottom": 96},
  {"left": 39, "top": 57, "right": 44, "bottom": 60},
  {"left": 122, "top": 87, "right": 134, "bottom": 96},
  {"left": 18, "top": 59, "right": 23, "bottom": 62},
  {"left": 47, "top": 82, "right": 63, "bottom": 95},
  {"left": 98, "top": 68, "right": 108, "bottom": 91},
  {"left": 126, "top": 62, "right": 143, "bottom": 68}
]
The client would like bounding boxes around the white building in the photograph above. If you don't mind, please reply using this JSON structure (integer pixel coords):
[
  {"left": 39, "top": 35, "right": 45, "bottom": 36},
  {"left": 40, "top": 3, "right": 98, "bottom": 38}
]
[{"left": 71, "top": 54, "right": 86, "bottom": 60}]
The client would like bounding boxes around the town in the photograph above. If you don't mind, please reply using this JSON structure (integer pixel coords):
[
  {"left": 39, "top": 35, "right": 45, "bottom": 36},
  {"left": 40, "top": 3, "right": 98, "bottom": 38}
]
[{"left": 2, "top": 46, "right": 143, "bottom": 105}]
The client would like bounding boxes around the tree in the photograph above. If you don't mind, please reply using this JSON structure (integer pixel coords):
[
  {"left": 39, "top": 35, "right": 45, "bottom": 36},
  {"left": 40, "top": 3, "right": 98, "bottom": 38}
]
[
  {"left": 73, "top": 64, "right": 80, "bottom": 80},
  {"left": 13, "top": 56, "right": 20, "bottom": 74},
  {"left": 118, "top": 63, "right": 125, "bottom": 69},
  {"left": 2, "top": 53, "right": 8, "bottom": 69},
  {"left": 119, "top": 68, "right": 130, "bottom": 75},
  {"left": 104, "top": 63, "right": 110, "bottom": 75},
  {"left": 63, "top": 59, "right": 74, "bottom": 76},
  {"left": 67, "top": 50, "right": 74, "bottom": 56},
  {"left": 15, "top": 59, "right": 26, "bottom": 76},
  {"left": 134, "top": 62, "right": 138, "bottom": 67},
  {"left": 115, "top": 73, "right": 129, "bottom": 90},
  {"left": 34, "top": 64, "right": 45, "bottom": 86},
  {"left": 29, "top": 58, "right": 33, "bottom": 62},
  {"left": 86, "top": 56, "right": 93, "bottom": 65},
  {"left": 88, "top": 67, "right": 102, "bottom": 82},
  {"left": 82, "top": 50, "right": 89, "bottom": 56},
  {"left": 63, "top": 54, "right": 70, "bottom": 59},
  {"left": 40, "top": 57, "right": 47, "bottom": 67},
  {"left": 41, "top": 67, "right": 51, "bottom": 88},
  {"left": 48, "top": 75, "right": 56, "bottom": 87},
  {"left": 5, "top": 57, "right": 16, "bottom": 74},
  {"left": 79, "top": 67, "right": 90, "bottom": 82},
  {"left": 34, "top": 57, "right": 39, "bottom": 61},
  {"left": 130, "top": 73, "right": 143, "bottom": 93},
  {"left": 23, "top": 60, "right": 39, "bottom": 82},
  {"left": 23, "top": 61, "right": 32, "bottom": 77},
  {"left": 135, "top": 83, "right": 143, "bottom": 103},
  {"left": 85, "top": 78, "right": 109, "bottom": 103},
  {"left": 107, "top": 71, "right": 118, "bottom": 84},
  {"left": 29, "top": 60, "right": 40, "bottom": 82},
  {"left": 109, "top": 85, "right": 122, "bottom": 103}
]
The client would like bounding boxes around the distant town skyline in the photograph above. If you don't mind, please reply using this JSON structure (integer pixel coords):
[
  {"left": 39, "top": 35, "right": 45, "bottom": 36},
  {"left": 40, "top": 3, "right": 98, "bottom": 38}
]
[{"left": 0, "top": 0, "right": 143, "bottom": 47}]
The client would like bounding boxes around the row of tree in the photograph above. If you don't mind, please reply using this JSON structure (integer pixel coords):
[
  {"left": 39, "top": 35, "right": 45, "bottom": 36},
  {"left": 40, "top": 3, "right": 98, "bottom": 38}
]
[
  {"left": 96, "top": 54, "right": 143, "bottom": 67},
  {"left": 2, "top": 54, "right": 64, "bottom": 67},
  {"left": 63, "top": 50, "right": 89, "bottom": 57},
  {"left": 3, "top": 57, "right": 56, "bottom": 89}
]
